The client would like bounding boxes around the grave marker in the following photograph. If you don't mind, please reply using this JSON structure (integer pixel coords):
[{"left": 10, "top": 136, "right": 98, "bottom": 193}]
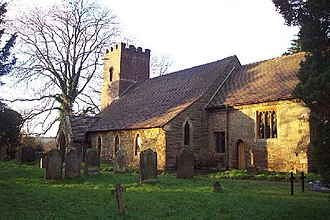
[
  {"left": 21, "top": 147, "right": 36, "bottom": 163},
  {"left": 177, "top": 146, "right": 195, "bottom": 178},
  {"left": 139, "top": 148, "right": 157, "bottom": 183},
  {"left": 45, "top": 149, "right": 63, "bottom": 180},
  {"left": 65, "top": 148, "right": 81, "bottom": 178},
  {"left": 115, "top": 149, "right": 127, "bottom": 173},
  {"left": 290, "top": 172, "right": 295, "bottom": 196},
  {"left": 111, "top": 183, "right": 126, "bottom": 215},
  {"left": 213, "top": 181, "right": 222, "bottom": 193},
  {"left": 84, "top": 148, "right": 100, "bottom": 176},
  {"left": 300, "top": 172, "right": 305, "bottom": 192}
]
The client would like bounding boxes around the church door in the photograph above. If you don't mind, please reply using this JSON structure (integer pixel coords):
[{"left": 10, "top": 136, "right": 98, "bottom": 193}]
[{"left": 237, "top": 141, "right": 246, "bottom": 169}]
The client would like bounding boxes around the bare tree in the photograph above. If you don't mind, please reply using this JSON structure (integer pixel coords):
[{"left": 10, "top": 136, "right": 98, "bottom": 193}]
[
  {"left": 6, "top": 0, "right": 120, "bottom": 132},
  {"left": 150, "top": 53, "right": 173, "bottom": 77}
]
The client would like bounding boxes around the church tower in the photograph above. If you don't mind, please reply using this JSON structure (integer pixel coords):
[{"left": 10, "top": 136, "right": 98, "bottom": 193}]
[{"left": 101, "top": 43, "right": 150, "bottom": 110}]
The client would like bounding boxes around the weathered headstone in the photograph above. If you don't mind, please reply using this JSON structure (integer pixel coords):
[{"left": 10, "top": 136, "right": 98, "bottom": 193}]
[
  {"left": 14, "top": 151, "right": 21, "bottom": 161},
  {"left": 2, "top": 155, "right": 11, "bottom": 161},
  {"left": 111, "top": 183, "right": 126, "bottom": 215},
  {"left": 213, "top": 181, "right": 223, "bottom": 193},
  {"left": 115, "top": 149, "right": 127, "bottom": 173},
  {"left": 65, "top": 148, "right": 81, "bottom": 178},
  {"left": 139, "top": 148, "right": 157, "bottom": 183},
  {"left": 45, "top": 149, "right": 63, "bottom": 180},
  {"left": 0, "top": 147, "right": 7, "bottom": 161},
  {"left": 84, "top": 148, "right": 100, "bottom": 176},
  {"left": 177, "top": 147, "right": 195, "bottom": 178},
  {"left": 21, "top": 147, "right": 36, "bottom": 163}
]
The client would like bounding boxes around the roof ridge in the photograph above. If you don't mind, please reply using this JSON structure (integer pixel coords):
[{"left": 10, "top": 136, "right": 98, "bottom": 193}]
[
  {"left": 242, "top": 52, "right": 306, "bottom": 67},
  {"left": 149, "top": 55, "right": 238, "bottom": 80}
]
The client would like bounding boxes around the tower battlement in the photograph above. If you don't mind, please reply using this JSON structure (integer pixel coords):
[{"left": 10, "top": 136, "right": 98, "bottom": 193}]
[
  {"left": 101, "top": 42, "right": 151, "bottom": 110},
  {"left": 105, "top": 43, "right": 150, "bottom": 56}
]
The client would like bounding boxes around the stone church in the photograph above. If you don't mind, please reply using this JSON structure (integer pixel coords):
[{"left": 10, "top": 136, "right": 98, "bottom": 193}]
[{"left": 57, "top": 42, "right": 312, "bottom": 173}]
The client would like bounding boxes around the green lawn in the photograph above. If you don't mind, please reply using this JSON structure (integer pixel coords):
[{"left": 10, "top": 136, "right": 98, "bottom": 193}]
[{"left": 0, "top": 162, "right": 329, "bottom": 220}]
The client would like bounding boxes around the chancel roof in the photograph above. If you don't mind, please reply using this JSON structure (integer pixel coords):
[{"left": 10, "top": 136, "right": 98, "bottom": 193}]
[{"left": 206, "top": 53, "right": 305, "bottom": 108}]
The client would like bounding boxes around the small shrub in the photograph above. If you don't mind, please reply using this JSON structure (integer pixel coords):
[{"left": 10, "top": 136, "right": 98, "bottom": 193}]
[
  {"left": 100, "top": 162, "right": 114, "bottom": 172},
  {"left": 208, "top": 169, "right": 320, "bottom": 182}
]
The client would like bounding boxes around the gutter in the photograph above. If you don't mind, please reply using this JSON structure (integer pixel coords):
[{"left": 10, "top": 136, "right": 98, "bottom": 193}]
[{"left": 204, "top": 66, "right": 236, "bottom": 109}]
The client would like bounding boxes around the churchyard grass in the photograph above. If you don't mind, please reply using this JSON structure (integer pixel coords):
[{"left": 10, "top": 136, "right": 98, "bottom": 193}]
[{"left": 0, "top": 161, "right": 329, "bottom": 220}]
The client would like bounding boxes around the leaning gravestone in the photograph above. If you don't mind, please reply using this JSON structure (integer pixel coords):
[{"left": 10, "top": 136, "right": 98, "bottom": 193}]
[
  {"left": 45, "top": 149, "right": 63, "bottom": 180},
  {"left": 177, "top": 146, "right": 195, "bottom": 178},
  {"left": 65, "top": 148, "right": 81, "bottom": 178},
  {"left": 84, "top": 148, "right": 100, "bottom": 176},
  {"left": 115, "top": 149, "right": 127, "bottom": 173},
  {"left": 139, "top": 148, "right": 157, "bottom": 183}
]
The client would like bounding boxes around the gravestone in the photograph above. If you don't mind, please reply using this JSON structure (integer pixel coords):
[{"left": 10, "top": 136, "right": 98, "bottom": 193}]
[
  {"left": 14, "top": 151, "right": 21, "bottom": 161},
  {"left": 139, "top": 148, "right": 157, "bottom": 183},
  {"left": 84, "top": 148, "right": 100, "bottom": 176},
  {"left": 21, "top": 147, "right": 36, "bottom": 163},
  {"left": 2, "top": 155, "right": 11, "bottom": 161},
  {"left": 45, "top": 149, "right": 63, "bottom": 180},
  {"left": 213, "top": 181, "right": 223, "bottom": 193},
  {"left": 111, "top": 183, "right": 126, "bottom": 215},
  {"left": 115, "top": 149, "right": 127, "bottom": 173},
  {"left": 0, "top": 147, "right": 7, "bottom": 161},
  {"left": 177, "top": 146, "right": 195, "bottom": 178},
  {"left": 65, "top": 148, "right": 81, "bottom": 178}
]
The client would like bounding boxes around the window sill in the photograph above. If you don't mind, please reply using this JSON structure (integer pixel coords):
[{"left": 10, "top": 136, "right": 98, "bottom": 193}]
[{"left": 255, "top": 138, "right": 278, "bottom": 142}]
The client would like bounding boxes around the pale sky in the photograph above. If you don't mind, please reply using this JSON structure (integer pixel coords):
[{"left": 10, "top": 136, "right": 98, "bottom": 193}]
[
  {"left": 3, "top": 0, "right": 299, "bottom": 136},
  {"left": 101, "top": 0, "right": 299, "bottom": 72},
  {"left": 12, "top": 0, "right": 299, "bottom": 72}
]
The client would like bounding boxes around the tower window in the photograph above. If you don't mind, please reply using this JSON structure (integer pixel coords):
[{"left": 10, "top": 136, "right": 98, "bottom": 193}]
[{"left": 109, "top": 67, "right": 114, "bottom": 82}]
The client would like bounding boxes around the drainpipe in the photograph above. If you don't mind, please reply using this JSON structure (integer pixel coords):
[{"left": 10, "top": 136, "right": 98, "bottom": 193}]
[{"left": 225, "top": 105, "right": 230, "bottom": 170}]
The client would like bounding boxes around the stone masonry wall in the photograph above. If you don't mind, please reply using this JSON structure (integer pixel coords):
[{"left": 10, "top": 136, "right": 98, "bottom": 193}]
[
  {"left": 89, "top": 128, "right": 166, "bottom": 169},
  {"left": 208, "top": 100, "right": 311, "bottom": 173},
  {"left": 164, "top": 62, "right": 241, "bottom": 170}
]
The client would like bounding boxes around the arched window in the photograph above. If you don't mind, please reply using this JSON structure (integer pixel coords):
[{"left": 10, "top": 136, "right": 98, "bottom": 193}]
[
  {"left": 109, "top": 67, "right": 114, "bottom": 82},
  {"left": 97, "top": 135, "right": 102, "bottom": 151},
  {"left": 135, "top": 133, "right": 141, "bottom": 156},
  {"left": 114, "top": 134, "right": 120, "bottom": 153},
  {"left": 184, "top": 121, "right": 190, "bottom": 145}
]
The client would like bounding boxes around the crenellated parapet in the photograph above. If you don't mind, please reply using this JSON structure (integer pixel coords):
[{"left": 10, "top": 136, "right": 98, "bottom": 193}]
[{"left": 105, "top": 42, "right": 150, "bottom": 56}]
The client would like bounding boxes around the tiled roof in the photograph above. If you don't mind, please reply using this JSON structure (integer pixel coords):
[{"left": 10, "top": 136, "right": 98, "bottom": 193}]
[
  {"left": 207, "top": 53, "right": 305, "bottom": 108},
  {"left": 88, "top": 56, "right": 239, "bottom": 132},
  {"left": 69, "top": 116, "right": 100, "bottom": 141}
]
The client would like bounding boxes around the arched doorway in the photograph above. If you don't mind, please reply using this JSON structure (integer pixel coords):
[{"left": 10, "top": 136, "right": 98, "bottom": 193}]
[
  {"left": 237, "top": 140, "right": 246, "bottom": 169},
  {"left": 59, "top": 132, "right": 67, "bottom": 161}
]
